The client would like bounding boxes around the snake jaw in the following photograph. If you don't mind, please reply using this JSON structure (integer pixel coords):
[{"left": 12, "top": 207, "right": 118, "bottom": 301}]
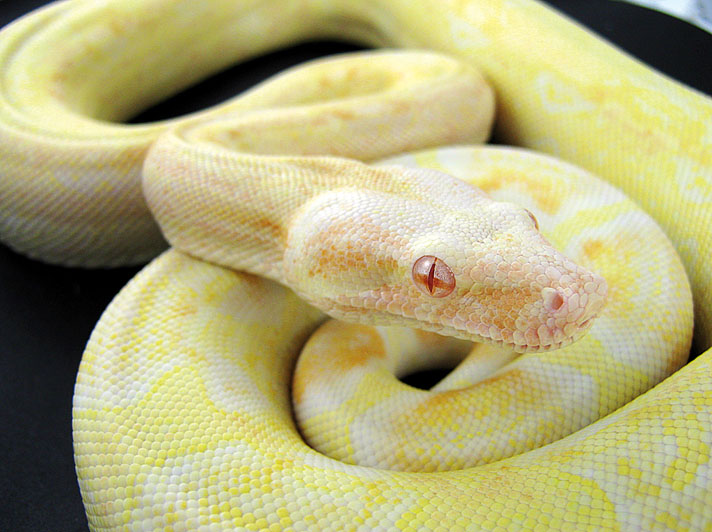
[
  {"left": 280, "top": 161, "right": 608, "bottom": 353},
  {"left": 319, "top": 260, "right": 607, "bottom": 353}
]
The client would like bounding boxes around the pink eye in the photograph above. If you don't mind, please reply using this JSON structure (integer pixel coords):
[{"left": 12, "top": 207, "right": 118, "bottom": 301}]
[
  {"left": 524, "top": 209, "right": 539, "bottom": 230},
  {"left": 412, "top": 255, "right": 455, "bottom": 298}
]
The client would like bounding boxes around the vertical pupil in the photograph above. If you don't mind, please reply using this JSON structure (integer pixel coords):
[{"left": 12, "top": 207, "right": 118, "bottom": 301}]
[
  {"left": 427, "top": 261, "right": 437, "bottom": 293},
  {"left": 412, "top": 255, "right": 455, "bottom": 298}
]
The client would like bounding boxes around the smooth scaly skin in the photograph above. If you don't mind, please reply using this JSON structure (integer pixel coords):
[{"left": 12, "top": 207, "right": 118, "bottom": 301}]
[
  {"left": 292, "top": 146, "right": 691, "bottom": 472},
  {"left": 143, "top": 105, "right": 605, "bottom": 352},
  {"left": 0, "top": 1, "right": 709, "bottom": 531}
]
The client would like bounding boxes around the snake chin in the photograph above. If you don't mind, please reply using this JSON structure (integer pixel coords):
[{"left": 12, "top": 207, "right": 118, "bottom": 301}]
[{"left": 320, "top": 289, "right": 601, "bottom": 354}]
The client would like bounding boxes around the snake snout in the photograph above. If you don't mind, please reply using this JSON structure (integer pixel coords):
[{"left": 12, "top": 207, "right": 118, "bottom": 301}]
[{"left": 534, "top": 269, "right": 608, "bottom": 350}]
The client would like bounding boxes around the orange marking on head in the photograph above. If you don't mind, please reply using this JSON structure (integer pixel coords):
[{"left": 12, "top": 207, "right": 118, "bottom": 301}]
[{"left": 306, "top": 218, "right": 403, "bottom": 278}]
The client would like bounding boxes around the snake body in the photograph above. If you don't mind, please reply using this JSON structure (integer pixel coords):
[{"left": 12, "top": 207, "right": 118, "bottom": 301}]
[{"left": 1, "top": 0, "right": 711, "bottom": 530}]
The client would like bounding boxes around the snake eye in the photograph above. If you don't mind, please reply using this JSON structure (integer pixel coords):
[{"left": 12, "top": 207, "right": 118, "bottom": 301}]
[
  {"left": 524, "top": 209, "right": 539, "bottom": 230},
  {"left": 412, "top": 255, "right": 455, "bottom": 298}
]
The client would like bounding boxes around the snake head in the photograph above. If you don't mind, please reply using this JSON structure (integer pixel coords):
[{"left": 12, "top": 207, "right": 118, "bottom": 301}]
[
  {"left": 405, "top": 212, "right": 609, "bottom": 352},
  {"left": 283, "top": 165, "right": 607, "bottom": 352}
]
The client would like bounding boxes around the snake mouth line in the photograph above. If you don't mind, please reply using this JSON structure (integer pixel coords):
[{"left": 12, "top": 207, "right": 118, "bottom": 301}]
[
  {"left": 331, "top": 299, "right": 572, "bottom": 354},
  {"left": 478, "top": 333, "right": 568, "bottom": 354}
]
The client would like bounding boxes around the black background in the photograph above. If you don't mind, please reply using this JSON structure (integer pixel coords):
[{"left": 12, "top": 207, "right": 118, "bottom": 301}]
[{"left": 1, "top": 1, "right": 711, "bottom": 530}]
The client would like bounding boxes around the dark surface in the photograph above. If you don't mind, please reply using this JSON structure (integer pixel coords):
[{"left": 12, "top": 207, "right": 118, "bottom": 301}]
[{"left": 1, "top": 1, "right": 711, "bottom": 531}]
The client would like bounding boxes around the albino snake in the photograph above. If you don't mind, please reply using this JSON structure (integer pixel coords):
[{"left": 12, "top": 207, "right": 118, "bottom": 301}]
[{"left": 0, "top": 0, "right": 710, "bottom": 530}]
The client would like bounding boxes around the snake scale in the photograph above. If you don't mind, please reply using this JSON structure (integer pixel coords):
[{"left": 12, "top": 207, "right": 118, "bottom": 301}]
[{"left": 1, "top": 0, "right": 711, "bottom": 531}]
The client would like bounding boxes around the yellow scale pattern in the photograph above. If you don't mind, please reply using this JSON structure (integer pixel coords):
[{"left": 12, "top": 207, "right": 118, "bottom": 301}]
[{"left": 0, "top": 0, "right": 711, "bottom": 530}]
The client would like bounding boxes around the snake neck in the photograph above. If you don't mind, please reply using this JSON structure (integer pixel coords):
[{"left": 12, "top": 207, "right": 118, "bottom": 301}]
[{"left": 144, "top": 141, "right": 425, "bottom": 279}]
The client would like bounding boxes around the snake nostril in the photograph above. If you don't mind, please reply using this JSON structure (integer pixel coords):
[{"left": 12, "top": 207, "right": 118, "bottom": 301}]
[
  {"left": 542, "top": 287, "right": 564, "bottom": 312},
  {"left": 524, "top": 208, "right": 539, "bottom": 230}
]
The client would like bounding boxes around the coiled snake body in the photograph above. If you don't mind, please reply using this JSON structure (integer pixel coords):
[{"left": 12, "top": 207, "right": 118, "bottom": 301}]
[{"left": 0, "top": 0, "right": 711, "bottom": 530}]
